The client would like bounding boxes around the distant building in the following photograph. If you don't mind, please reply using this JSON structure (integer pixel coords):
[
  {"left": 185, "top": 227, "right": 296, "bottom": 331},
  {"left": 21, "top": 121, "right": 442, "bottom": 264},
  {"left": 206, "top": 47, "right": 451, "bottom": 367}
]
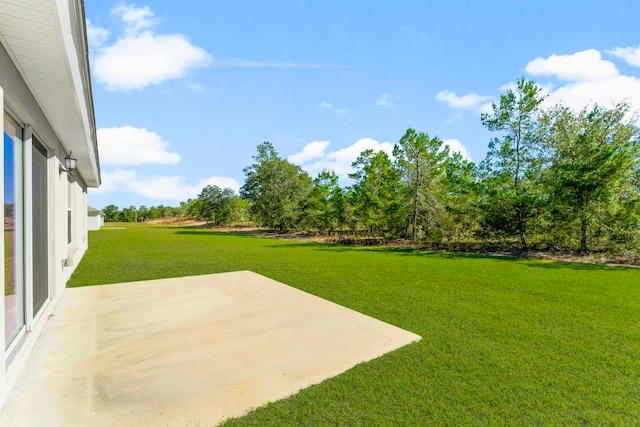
[
  {"left": 0, "top": 0, "right": 100, "bottom": 407},
  {"left": 88, "top": 206, "right": 104, "bottom": 231}
]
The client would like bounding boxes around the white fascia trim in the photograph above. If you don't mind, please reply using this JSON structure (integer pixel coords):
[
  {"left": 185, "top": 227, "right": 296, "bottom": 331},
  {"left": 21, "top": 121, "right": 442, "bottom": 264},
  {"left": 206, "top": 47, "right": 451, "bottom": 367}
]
[{"left": 53, "top": 0, "right": 100, "bottom": 186}]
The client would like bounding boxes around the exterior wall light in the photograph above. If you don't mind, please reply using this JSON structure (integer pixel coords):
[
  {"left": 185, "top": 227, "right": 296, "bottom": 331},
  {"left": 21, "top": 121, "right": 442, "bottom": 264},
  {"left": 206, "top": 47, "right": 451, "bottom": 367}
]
[{"left": 59, "top": 152, "right": 77, "bottom": 175}]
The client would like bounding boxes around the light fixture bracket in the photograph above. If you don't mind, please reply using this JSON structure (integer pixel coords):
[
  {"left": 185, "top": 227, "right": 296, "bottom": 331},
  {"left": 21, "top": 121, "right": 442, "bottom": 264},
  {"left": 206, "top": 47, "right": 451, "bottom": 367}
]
[{"left": 59, "top": 151, "right": 77, "bottom": 175}]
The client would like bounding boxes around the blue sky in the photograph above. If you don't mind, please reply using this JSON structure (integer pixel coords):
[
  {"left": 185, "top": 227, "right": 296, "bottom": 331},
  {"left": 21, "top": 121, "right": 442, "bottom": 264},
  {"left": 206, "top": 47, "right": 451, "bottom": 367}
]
[{"left": 85, "top": 1, "right": 640, "bottom": 209}]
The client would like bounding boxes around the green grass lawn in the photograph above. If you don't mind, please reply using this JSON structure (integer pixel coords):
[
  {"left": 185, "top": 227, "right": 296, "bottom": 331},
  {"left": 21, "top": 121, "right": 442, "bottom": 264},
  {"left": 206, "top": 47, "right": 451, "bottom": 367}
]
[{"left": 69, "top": 222, "right": 640, "bottom": 426}]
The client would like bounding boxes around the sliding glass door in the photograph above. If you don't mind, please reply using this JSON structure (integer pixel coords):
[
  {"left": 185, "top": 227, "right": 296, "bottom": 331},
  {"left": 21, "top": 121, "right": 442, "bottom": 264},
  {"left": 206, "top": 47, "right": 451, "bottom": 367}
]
[
  {"left": 3, "top": 113, "right": 50, "bottom": 350},
  {"left": 31, "top": 138, "right": 48, "bottom": 316},
  {"left": 4, "top": 114, "right": 23, "bottom": 348}
]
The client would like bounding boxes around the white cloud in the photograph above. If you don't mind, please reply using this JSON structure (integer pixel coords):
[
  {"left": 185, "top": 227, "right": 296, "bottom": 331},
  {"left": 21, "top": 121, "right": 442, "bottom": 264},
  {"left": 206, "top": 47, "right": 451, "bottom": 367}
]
[
  {"left": 198, "top": 177, "right": 241, "bottom": 194},
  {"left": 498, "top": 82, "right": 518, "bottom": 93},
  {"left": 443, "top": 139, "right": 472, "bottom": 161},
  {"left": 292, "top": 138, "right": 394, "bottom": 178},
  {"left": 94, "top": 33, "right": 211, "bottom": 91},
  {"left": 91, "top": 168, "right": 136, "bottom": 194},
  {"left": 468, "top": 48, "right": 640, "bottom": 118},
  {"left": 478, "top": 102, "right": 494, "bottom": 115},
  {"left": 608, "top": 45, "right": 640, "bottom": 67},
  {"left": 288, "top": 141, "right": 330, "bottom": 164},
  {"left": 521, "top": 49, "right": 640, "bottom": 115},
  {"left": 93, "top": 169, "right": 240, "bottom": 202},
  {"left": 319, "top": 101, "right": 333, "bottom": 109},
  {"left": 436, "top": 90, "right": 492, "bottom": 110},
  {"left": 525, "top": 49, "right": 619, "bottom": 82},
  {"left": 541, "top": 75, "right": 640, "bottom": 114},
  {"left": 376, "top": 93, "right": 400, "bottom": 107},
  {"left": 112, "top": 4, "right": 156, "bottom": 35},
  {"left": 90, "top": 4, "right": 212, "bottom": 91},
  {"left": 97, "top": 126, "right": 180, "bottom": 166},
  {"left": 86, "top": 20, "right": 110, "bottom": 48}
]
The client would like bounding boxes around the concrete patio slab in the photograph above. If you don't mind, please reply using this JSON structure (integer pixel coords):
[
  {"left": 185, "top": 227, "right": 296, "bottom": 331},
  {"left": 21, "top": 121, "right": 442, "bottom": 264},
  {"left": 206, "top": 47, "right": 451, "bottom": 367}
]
[{"left": 0, "top": 271, "right": 421, "bottom": 426}]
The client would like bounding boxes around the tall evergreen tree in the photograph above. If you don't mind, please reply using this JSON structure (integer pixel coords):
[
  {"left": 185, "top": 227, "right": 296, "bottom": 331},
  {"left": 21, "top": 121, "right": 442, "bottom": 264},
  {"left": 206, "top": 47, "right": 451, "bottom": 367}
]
[
  {"left": 441, "top": 152, "right": 479, "bottom": 242},
  {"left": 480, "top": 77, "right": 546, "bottom": 246},
  {"left": 393, "top": 128, "right": 449, "bottom": 240},
  {"left": 541, "top": 102, "right": 640, "bottom": 251},
  {"left": 349, "top": 149, "right": 404, "bottom": 237},
  {"left": 309, "top": 170, "right": 342, "bottom": 235}
]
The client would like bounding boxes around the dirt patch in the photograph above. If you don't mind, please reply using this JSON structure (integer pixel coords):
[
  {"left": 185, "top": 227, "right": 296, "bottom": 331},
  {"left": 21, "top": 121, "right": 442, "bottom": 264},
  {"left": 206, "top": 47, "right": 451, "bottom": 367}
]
[
  {"left": 301, "top": 235, "right": 638, "bottom": 267},
  {"left": 521, "top": 251, "right": 640, "bottom": 268},
  {"left": 146, "top": 218, "right": 208, "bottom": 227}
]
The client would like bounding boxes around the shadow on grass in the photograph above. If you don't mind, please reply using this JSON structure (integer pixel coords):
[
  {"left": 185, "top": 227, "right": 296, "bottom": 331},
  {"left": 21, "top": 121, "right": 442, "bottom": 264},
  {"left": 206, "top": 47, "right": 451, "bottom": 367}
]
[
  {"left": 173, "top": 228, "right": 268, "bottom": 237},
  {"left": 171, "top": 227, "right": 635, "bottom": 272},
  {"left": 275, "top": 242, "right": 637, "bottom": 271}
]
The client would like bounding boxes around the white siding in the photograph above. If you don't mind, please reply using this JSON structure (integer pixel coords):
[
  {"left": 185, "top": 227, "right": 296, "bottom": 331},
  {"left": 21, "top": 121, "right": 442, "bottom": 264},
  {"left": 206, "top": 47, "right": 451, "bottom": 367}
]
[{"left": 0, "top": 0, "right": 98, "bottom": 408}]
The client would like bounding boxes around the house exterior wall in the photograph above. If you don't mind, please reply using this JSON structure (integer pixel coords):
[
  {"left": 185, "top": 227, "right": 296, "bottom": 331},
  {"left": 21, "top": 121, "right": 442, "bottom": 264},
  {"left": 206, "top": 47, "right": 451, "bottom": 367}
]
[
  {"left": 0, "top": 53, "right": 88, "bottom": 408},
  {"left": 0, "top": 0, "right": 99, "bottom": 408},
  {"left": 88, "top": 212, "right": 103, "bottom": 231}
]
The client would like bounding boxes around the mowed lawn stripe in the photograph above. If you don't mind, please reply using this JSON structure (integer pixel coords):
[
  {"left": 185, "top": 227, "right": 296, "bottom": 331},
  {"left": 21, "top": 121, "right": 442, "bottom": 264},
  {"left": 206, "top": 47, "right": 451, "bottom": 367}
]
[{"left": 69, "top": 223, "right": 640, "bottom": 425}]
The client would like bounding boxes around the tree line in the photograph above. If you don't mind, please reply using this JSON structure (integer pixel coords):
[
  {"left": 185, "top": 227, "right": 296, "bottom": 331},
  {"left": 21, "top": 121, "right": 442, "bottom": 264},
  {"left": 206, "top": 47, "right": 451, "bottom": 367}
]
[
  {"left": 101, "top": 204, "right": 184, "bottom": 222},
  {"left": 104, "top": 78, "right": 640, "bottom": 253}
]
